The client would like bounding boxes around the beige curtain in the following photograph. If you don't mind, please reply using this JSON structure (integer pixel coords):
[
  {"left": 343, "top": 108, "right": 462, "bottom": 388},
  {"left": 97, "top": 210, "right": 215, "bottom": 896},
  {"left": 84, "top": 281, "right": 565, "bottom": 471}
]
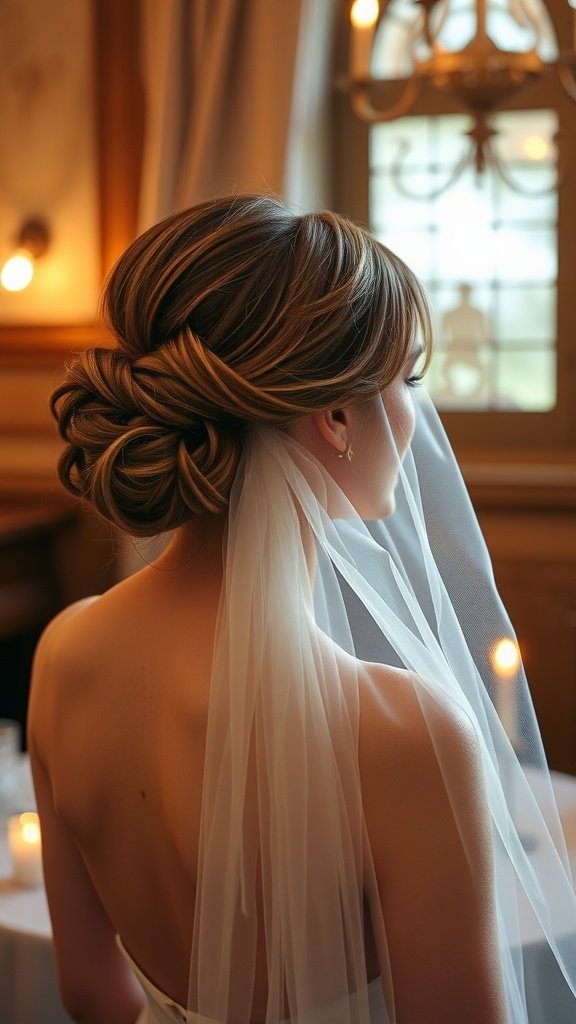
[
  {"left": 138, "top": 0, "right": 338, "bottom": 228},
  {"left": 121, "top": 0, "right": 337, "bottom": 576}
]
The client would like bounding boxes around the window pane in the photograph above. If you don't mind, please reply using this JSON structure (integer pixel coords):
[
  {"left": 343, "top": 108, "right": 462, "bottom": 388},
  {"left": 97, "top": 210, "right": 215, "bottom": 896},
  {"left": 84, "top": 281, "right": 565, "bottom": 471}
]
[
  {"left": 493, "top": 171, "right": 557, "bottom": 222},
  {"left": 371, "top": 173, "right": 436, "bottom": 227},
  {"left": 432, "top": 284, "right": 493, "bottom": 330},
  {"left": 495, "top": 226, "right": 557, "bottom": 280},
  {"left": 424, "top": 342, "right": 492, "bottom": 409},
  {"left": 369, "top": 109, "right": 558, "bottom": 412},
  {"left": 433, "top": 115, "right": 476, "bottom": 165},
  {"left": 495, "top": 350, "right": 556, "bottom": 410},
  {"left": 493, "top": 109, "right": 558, "bottom": 164},
  {"left": 436, "top": 228, "right": 496, "bottom": 282},
  {"left": 371, "top": 117, "right": 432, "bottom": 171},
  {"left": 495, "top": 287, "right": 556, "bottom": 345},
  {"left": 375, "top": 227, "right": 434, "bottom": 278}
]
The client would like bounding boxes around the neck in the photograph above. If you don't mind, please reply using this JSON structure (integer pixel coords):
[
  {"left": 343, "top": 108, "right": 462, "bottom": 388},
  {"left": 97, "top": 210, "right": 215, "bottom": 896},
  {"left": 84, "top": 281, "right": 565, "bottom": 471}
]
[{"left": 155, "top": 515, "right": 227, "bottom": 574}]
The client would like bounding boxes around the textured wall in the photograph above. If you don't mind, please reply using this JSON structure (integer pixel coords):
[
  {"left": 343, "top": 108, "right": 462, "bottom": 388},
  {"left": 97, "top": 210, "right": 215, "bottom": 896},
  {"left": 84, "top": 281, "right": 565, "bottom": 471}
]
[{"left": 0, "top": 0, "right": 100, "bottom": 325}]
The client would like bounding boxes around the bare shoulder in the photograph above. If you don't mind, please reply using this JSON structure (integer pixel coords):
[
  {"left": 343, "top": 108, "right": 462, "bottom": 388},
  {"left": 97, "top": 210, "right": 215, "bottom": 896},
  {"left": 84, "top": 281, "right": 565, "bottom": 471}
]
[
  {"left": 31, "top": 595, "right": 103, "bottom": 678},
  {"left": 30, "top": 566, "right": 153, "bottom": 681},
  {"left": 313, "top": 633, "right": 480, "bottom": 775},
  {"left": 28, "top": 596, "right": 103, "bottom": 759},
  {"left": 358, "top": 665, "right": 507, "bottom": 1022},
  {"left": 358, "top": 660, "right": 489, "bottom": 865},
  {"left": 36, "top": 594, "right": 102, "bottom": 641},
  {"left": 359, "top": 659, "right": 481, "bottom": 779}
]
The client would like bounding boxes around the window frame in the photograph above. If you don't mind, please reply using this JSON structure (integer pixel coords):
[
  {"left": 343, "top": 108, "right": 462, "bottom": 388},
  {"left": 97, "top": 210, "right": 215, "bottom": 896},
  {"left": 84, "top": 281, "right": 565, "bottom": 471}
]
[{"left": 332, "top": 0, "right": 576, "bottom": 457}]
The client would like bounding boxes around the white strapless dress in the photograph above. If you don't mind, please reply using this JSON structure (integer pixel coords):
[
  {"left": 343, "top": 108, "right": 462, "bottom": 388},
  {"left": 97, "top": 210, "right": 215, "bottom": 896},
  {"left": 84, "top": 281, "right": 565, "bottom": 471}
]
[{"left": 117, "top": 936, "right": 389, "bottom": 1024}]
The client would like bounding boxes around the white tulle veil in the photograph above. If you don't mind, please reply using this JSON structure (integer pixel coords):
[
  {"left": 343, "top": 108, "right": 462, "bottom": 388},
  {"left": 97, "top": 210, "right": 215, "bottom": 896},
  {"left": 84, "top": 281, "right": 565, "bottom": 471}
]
[{"left": 187, "top": 388, "right": 576, "bottom": 1024}]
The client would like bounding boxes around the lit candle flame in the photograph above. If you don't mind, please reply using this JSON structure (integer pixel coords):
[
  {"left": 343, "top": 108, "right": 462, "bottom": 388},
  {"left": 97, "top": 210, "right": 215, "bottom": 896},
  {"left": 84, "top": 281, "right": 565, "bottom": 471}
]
[
  {"left": 491, "top": 638, "right": 521, "bottom": 676},
  {"left": 19, "top": 812, "right": 41, "bottom": 844}
]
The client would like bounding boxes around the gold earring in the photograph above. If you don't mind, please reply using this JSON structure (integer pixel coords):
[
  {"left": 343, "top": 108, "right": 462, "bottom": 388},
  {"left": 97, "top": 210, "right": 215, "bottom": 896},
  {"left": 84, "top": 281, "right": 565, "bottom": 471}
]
[{"left": 337, "top": 443, "right": 354, "bottom": 462}]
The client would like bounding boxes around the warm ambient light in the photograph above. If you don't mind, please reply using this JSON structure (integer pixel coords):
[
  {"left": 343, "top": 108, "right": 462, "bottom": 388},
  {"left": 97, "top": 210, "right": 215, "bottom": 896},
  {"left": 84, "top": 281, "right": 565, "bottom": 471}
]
[
  {"left": 350, "top": 0, "right": 380, "bottom": 77},
  {"left": 20, "top": 815, "right": 41, "bottom": 845},
  {"left": 342, "top": 0, "right": 575, "bottom": 195},
  {"left": 491, "top": 638, "right": 521, "bottom": 748},
  {"left": 350, "top": 0, "right": 379, "bottom": 29},
  {"left": 522, "top": 135, "right": 549, "bottom": 160},
  {"left": 0, "top": 253, "right": 34, "bottom": 292},
  {"left": 7, "top": 811, "right": 43, "bottom": 887},
  {"left": 491, "top": 638, "right": 521, "bottom": 676},
  {"left": 0, "top": 218, "right": 50, "bottom": 293}
]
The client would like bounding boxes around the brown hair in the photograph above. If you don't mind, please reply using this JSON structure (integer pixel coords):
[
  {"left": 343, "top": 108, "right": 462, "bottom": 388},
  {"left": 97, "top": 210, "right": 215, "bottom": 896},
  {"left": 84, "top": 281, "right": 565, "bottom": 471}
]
[{"left": 51, "top": 194, "right": 432, "bottom": 536}]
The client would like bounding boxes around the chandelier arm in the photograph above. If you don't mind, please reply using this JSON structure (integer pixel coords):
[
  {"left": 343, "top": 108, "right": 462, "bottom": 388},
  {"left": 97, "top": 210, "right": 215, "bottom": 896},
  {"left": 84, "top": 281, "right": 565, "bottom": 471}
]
[
  {"left": 433, "top": 3, "right": 450, "bottom": 45},
  {"left": 508, "top": 0, "right": 543, "bottom": 47},
  {"left": 434, "top": 1, "right": 449, "bottom": 39},
  {"left": 422, "top": 8, "right": 435, "bottom": 50},
  {"left": 389, "top": 141, "right": 472, "bottom": 200},
  {"left": 349, "top": 76, "right": 422, "bottom": 124},
  {"left": 556, "top": 62, "right": 576, "bottom": 102},
  {"left": 487, "top": 141, "right": 559, "bottom": 195},
  {"left": 408, "top": 11, "right": 426, "bottom": 49},
  {"left": 508, "top": 0, "right": 525, "bottom": 26}
]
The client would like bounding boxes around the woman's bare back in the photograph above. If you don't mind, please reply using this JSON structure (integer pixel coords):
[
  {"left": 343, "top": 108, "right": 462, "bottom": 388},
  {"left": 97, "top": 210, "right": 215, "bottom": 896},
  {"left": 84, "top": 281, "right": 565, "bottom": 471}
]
[{"left": 30, "top": 518, "right": 502, "bottom": 1021}]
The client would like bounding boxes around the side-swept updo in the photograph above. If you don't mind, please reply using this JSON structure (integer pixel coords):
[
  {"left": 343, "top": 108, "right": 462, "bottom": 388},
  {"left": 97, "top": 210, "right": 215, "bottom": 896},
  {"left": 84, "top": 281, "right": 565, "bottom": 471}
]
[{"left": 51, "top": 194, "right": 431, "bottom": 536}]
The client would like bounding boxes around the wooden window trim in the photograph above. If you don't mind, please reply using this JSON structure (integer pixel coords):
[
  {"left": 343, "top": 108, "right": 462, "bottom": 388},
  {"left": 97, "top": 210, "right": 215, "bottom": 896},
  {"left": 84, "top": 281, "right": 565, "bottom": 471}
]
[{"left": 332, "top": 7, "right": 576, "bottom": 458}]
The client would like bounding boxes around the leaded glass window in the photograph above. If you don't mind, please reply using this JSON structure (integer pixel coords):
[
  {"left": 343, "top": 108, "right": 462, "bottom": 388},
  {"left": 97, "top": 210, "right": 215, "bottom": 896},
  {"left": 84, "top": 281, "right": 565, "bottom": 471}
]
[{"left": 370, "top": 109, "right": 558, "bottom": 410}]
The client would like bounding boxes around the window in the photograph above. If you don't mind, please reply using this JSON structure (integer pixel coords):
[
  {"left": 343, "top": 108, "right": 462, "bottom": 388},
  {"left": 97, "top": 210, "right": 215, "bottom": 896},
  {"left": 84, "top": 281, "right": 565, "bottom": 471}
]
[
  {"left": 333, "top": 0, "right": 576, "bottom": 452},
  {"left": 370, "top": 109, "right": 558, "bottom": 411}
]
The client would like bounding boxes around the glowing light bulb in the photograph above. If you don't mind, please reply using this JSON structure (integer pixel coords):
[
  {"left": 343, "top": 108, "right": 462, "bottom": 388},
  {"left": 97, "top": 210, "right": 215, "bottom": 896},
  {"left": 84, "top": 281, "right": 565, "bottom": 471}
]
[
  {"left": 350, "top": 0, "right": 379, "bottom": 77},
  {"left": 522, "top": 135, "right": 549, "bottom": 161},
  {"left": 350, "top": 0, "right": 379, "bottom": 28},
  {"left": 1, "top": 252, "right": 34, "bottom": 291},
  {"left": 492, "top": 638, "right": 521, "bottom": 675}
]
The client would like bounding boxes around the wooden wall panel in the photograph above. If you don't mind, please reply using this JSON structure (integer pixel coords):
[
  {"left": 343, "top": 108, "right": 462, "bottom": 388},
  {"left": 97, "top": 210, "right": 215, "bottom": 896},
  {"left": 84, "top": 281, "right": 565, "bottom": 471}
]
[{"left": 477, "top": 505, "right": 576, "bottom": 774}]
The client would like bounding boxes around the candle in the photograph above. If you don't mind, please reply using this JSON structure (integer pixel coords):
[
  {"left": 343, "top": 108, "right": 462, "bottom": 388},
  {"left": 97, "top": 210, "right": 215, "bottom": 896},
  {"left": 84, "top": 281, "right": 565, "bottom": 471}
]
[
  {"left": 350, "top": 0, "right": 379, "bottom": 78},
  {"left": 0, "top": 719, "right": 20, "bottom": 822},
  {"left": 491, "top": 638, "right": 521, "bottom": 749},
  {"left": 7, "top": 812, "right": 43, "bottom": 887}
]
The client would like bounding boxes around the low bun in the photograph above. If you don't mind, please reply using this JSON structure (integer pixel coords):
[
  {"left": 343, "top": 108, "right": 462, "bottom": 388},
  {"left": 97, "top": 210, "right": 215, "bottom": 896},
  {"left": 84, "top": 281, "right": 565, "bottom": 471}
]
[
  {"left": 51, "top": 194, "right": 432, "bottom": 536},
  {"left": 52, "top": 346, "right": 244, "bottom": 535}
]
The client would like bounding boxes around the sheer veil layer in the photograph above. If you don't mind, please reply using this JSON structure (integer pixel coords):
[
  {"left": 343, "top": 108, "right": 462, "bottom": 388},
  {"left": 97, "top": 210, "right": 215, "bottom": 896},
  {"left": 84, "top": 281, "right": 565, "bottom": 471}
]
[{"left": 188, "top": 390, "right": 576, "bottom": 1024}]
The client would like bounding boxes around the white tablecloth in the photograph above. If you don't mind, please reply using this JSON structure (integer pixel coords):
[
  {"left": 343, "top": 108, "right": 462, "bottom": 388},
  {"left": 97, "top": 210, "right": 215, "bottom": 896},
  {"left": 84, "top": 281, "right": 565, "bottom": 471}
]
[
  {"left": 0, "top": 758, "right": 69, "bottom": 1023},
  {"left": 515, "top": 772, "right": 576, "bottom": 1023},
  {"left": 1, "top": 760, "right": 576, "bottom": 1024}
]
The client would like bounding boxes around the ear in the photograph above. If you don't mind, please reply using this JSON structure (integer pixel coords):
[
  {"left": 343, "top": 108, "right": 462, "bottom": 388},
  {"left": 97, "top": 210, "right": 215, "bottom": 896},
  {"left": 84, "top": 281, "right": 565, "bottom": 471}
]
[{"left": 311, "top": 408, "right": 349, "bottom": 455}]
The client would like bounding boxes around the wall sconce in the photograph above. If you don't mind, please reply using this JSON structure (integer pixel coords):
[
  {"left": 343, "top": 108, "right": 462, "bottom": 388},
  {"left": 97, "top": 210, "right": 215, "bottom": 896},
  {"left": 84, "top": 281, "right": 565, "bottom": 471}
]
[{"left": 0, "top": 219, "right": 51, "bottom": 293}]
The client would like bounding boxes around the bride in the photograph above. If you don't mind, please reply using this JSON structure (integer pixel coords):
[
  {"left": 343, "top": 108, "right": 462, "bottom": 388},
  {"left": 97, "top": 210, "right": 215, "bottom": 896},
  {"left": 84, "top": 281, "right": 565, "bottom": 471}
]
[{"left": 28, "top": 194, "right": 576, "bottom": 1023}]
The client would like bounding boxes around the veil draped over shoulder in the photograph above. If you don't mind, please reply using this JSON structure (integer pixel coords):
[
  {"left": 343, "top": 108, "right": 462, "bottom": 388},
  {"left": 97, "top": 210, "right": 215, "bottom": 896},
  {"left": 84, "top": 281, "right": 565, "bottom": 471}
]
[{"left": 188, "top": 389, "right": 576, "bottom": 1024}]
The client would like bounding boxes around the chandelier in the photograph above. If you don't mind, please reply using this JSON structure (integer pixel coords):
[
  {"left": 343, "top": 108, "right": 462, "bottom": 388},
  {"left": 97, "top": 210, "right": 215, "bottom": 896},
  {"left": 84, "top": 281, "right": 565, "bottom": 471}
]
[{"left": 345, "top": 0, "right": 576, "bottom": 196}]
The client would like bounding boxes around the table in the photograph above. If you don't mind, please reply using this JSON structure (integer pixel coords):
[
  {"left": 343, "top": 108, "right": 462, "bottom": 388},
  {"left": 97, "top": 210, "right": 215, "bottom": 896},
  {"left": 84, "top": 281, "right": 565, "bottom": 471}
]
[
  {"left": 1, "top": 762, "right": 576, "bottom": 1024},
  {"left": 0, "top": 758, "right": 68, "bottom": 1023},
  {"left": 515, "top": 771, "right": 576, "bottom": 1023}
]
